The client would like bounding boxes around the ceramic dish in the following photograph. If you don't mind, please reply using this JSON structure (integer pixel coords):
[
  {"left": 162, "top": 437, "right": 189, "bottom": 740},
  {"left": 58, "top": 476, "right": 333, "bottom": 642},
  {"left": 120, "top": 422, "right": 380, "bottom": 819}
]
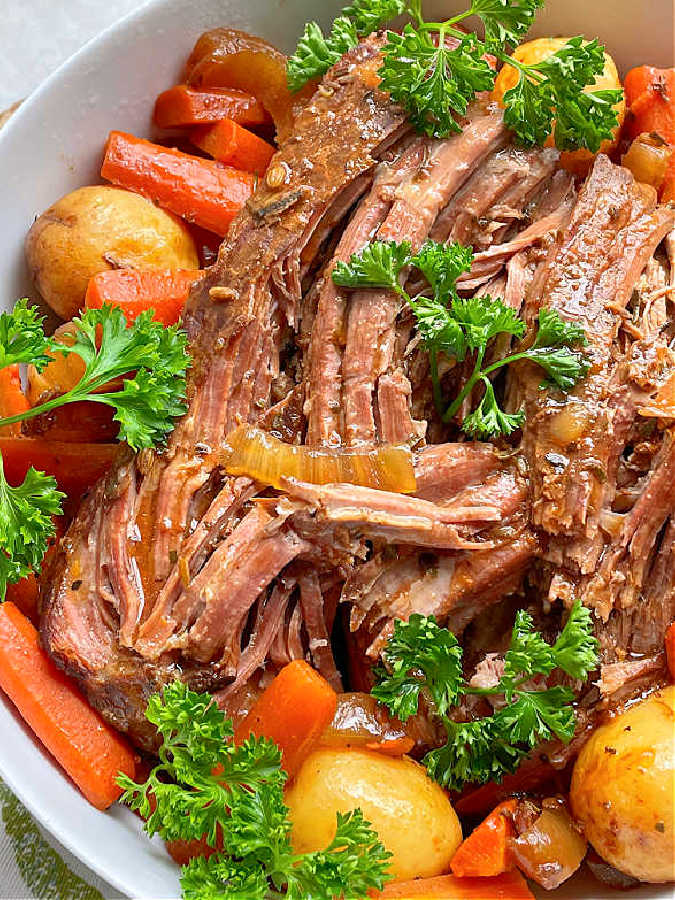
[{"left": 0, "top": 1, "right": 672, "bottom": 896}]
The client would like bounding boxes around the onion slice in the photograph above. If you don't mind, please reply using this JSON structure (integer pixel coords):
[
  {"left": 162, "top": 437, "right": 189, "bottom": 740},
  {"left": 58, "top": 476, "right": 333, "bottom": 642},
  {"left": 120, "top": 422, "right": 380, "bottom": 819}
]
[{"left": 222, "top": 425, "right": 417, "bottom": 493}]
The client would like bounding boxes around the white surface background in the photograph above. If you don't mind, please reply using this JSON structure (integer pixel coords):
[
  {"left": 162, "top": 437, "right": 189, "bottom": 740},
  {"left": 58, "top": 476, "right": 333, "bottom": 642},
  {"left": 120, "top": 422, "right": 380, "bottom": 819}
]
[{"left": 0, "top": 1, "right": 142, "bottom": 110}]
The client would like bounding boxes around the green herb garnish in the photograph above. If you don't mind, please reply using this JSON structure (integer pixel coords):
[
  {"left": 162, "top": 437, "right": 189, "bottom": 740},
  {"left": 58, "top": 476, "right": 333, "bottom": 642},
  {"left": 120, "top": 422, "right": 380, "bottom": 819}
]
[
  {"left": 0, "top": 302, "right": 190, "bottom": 451},
  {"left": 333, "top": 239, "right": 588, "bottom": 438},
  {"left": 119, "top": 681, "right": 392, "bottom": 900},
  {"left": 287, "top": 0, "right": 622, "bottom": 149},
  {"left": 372, "top": 601, "right": 599, "bottom": 791}
]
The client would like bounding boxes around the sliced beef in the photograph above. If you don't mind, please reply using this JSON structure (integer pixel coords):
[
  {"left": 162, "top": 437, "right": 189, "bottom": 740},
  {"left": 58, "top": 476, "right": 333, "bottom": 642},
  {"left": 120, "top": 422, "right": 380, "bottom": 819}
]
[
  {"left": 41, "top": 39, "right": 409, "bottom": 749},
  {"left": 516, "top": 156, "right": 674, "bottom": 577}
]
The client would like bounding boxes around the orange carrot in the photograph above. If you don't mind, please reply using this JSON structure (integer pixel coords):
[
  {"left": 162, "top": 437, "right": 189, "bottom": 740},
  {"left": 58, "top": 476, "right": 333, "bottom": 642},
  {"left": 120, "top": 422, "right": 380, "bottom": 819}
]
[
  {"left": 191, "top": 119, "right": 275, "bottom": 176},
  {"left": 0, "top": 365, "right": 29, "bottom": 436},
  {"left": 666, "top": 623, "right": 675, "bottom": 680},
  {"left": 101, "top": 131, "right": 256, "bottom": 236},
  {"left": 624, "top": 67, "right": 675, "bottom": 141},
  {"left": 0, "top": 602, "right": 136, "bottom": 808},
  {"left": 154, "top": 84, "right": 269, "bottom": 129},
  {"left": 371, "top": 870, "right": 534, "bottom": 899},
  {"left": 166, "top": 832, "right": 223, "bottom": 867},
  {"left": 0, "top": 437, "right": 117, "bottom": 505},
  {"left": 85, "top": 269, "right": 203, "bottom": 326},
  {"left": 5, "top": 517, "right": 65, "bottom": 624},
  {"left": 451, "top": 801, "right": 517, "bottom": 878},
  {"left": 234, "top": 660, "right": 337, "bottom": 778},
  {"left": 624, "top": 67, "right": 675, "bottom": 201}
]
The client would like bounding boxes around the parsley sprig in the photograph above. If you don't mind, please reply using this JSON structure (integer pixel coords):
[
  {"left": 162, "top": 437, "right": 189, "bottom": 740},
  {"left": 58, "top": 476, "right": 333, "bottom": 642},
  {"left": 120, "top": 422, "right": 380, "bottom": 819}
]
[
  {"left": 0, "top": 302, "right": 189, "bottom": 451},
  {"left": 287, "top": 0, "right": 622, "bottom": 148},
  {"left": 333, "top": 239, "right": 588, "bottom": 438},
  {"left": 119, "top": 682, "right": 392, "bottom": 900},
  {"left": 372, "top": 601, "right": 598, "bottom": 791},
  {"left": 0, "top": 457, "right": 63, "bottom": 600},
  {"left": 0, "top": 300, "right": 190, "bottom": 600}
]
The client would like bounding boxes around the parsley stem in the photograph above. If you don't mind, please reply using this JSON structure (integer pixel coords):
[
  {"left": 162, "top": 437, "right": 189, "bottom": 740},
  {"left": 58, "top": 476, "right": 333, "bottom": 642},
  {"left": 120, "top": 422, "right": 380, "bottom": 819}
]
[
  {"left": 0, "top": 373, "right": 113, "bottom": 430},
  {"left": 442, "top": 346, "right": 485, "bottom": 423},
  {"left": 494, "top": 51, "right": 547, "bottom": 84}
]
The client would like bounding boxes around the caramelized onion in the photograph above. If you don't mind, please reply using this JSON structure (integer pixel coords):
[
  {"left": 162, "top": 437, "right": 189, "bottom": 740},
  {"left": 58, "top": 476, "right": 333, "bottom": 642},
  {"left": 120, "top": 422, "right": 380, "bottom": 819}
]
[
  {"left": 511, "top": 799, "right": 587, "bottom": 890},
  {"left": 185, "top": 28, "right": 312, "bottom": 142},
  {"left": 622, "top": 133, "right": 673, "bottom": 190},
  {"left": 319, "top": 693, "right": 411, "bottom": 752},
  {"left": 222, "top": 425, "right": 417, "bottom": 493}
]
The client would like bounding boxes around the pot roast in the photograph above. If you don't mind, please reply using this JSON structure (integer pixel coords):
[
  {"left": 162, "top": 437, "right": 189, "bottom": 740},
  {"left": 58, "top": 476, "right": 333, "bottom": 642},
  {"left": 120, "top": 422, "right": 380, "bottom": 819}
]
[{"left": 41, "top": 35, "right": 675, "bottom": 772}]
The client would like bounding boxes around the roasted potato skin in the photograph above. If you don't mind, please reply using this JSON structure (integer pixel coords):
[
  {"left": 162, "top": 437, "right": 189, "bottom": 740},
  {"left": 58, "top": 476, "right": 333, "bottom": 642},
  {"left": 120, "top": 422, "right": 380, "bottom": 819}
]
[
  {"left": 570, "top": 685, "right": 675, "bottom": 883},
  {"left": 286, "top": 749, "right": 462, "bottom": 881},
  {"left": 25, "top": 185, "right": 199, "bottom": 320},
  {"left": 493, "top": 37, "right": 625, "bottom": 175}
]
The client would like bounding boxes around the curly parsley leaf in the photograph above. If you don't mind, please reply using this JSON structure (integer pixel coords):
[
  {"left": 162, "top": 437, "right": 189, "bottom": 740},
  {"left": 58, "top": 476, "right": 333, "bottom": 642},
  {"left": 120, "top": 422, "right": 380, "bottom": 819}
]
[
  {"left": 0, "top": 455, "right": 63, "bottom": 599},
  {"left": 0, "top": 305, "right": 190, "bottom": 451},
  {"left": 380, "top": 29, "right": 494, "bottom": 137},
  {"left": 343, "top": 0, "right": 406, "bottom": 34},
  {"left": 461, "top": 378, "right": 525, "bottom": 438},
  {"left": 0, "top": 299, "right": 53, "bottom": 373},
  {"left": 287, "top": 17, "right": 359, "bottom": 92},
  {"left": 120, "top": 682, "right": 392, "bottom": 900},
  {"left": 372, "top": 614, "right": 464, "bottom": 720},
  {"left": 372, "top": 607, "right": 598, "bottom": 792},
  {"left": 503, "top": 36, "right": 622, "bottom": 151},
  {"left": 552, "top": 599, "right": 600, "bottom": 680},
  {"left": 333, "top": 239, "right": 588, "bottom": 438},
  {"left": 410, "top": 241, "right": 473, "bottom": 303},
  {"left": 471, "top": 0, "right": 544, "bottom": 51},
  {"left": 333, "top": 239, "right": 412, "bottom": 289}
]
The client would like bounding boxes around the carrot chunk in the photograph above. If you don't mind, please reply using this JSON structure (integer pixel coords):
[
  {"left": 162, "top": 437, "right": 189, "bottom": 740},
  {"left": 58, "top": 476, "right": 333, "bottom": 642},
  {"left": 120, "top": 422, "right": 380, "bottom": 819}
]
[
  {"left": 85, "top": 269, "right": 203, "bottom": 326},
  {"left": 0, "top": 602, "right": 137, "bottom": 809},
  {"left": 191, "top": 119, "right": 275, "bottom": 176},
  {"left": 154, "top": 84, "right": 269, "bottom": 129},
  {"left": 451, "top": 800, "right": 517, "bottom": 878},
  {"left": 371, "top": 870, "right": 534, "bottom": 898},
  {"left": 0, "top": 437, "right": 117, "bottom": 505},
  {"left": 101, "top": 131, "right": 256, "bottom": 236},
  {"left": 0, "top": 365, "right": 30, "bottom": 436},
  {"left": 234, "top": 660, "right": 337, "bottom": 778},
  {"left": 624, "top": 66, "right": 675, "bottom": 201}
]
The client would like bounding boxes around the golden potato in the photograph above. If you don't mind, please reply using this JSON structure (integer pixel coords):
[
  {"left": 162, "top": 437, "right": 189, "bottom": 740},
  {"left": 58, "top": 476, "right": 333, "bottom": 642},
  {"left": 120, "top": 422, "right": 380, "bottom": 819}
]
[
  {"left": 286, "top": 749, "right": 462, "bottom": 881},
  {"left": 25, "top": 185, "right": 199, "bottom": 320},
  {"left": 570, "top": 686, "right": 675, "bottom": 883},
  {"left": 493, "top": 37, "right": 626, "bottom": 175}
]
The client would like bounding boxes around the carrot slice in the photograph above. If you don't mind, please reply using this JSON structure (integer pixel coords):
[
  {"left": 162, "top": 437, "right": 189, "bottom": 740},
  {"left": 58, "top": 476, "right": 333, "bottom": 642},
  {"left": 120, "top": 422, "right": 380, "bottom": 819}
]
[
  {"left": 101, "top": 131, "right": 256, "bottom": 236},
  {"left": 191, "top": 119, "right": 275, "bottom": 176},
  {"left": 234, "top": 660, "right": 337, "bottom": 778},
  {"left": 371, "top": 870, "right": 534, "bottom": 899},
  {"left": 0, "top": 437, "right": 117, "bottom": 505},
  {"left": 0, "top": 602, "right": 136, "bottom": 809},
  {"left": 85, "top": 269, "right": 203, "bottom": 326},
  {"left": 451, "top": 800, "right": 517, "bottom": 878},
  {"left": 154, "top": 84, "right": 269, "bottom": 129},
  {"left": 666, "top": 623, "right": 675, "bottom": 680},
  {"left": 0, "top": 365, "right": 29, "bottom": 436}
]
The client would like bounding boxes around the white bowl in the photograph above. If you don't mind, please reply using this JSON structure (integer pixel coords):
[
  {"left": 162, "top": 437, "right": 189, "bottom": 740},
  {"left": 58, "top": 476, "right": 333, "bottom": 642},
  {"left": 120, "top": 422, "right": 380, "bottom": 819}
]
[{"left": 0, "top": 1, "right": 673, "bottom": 897}]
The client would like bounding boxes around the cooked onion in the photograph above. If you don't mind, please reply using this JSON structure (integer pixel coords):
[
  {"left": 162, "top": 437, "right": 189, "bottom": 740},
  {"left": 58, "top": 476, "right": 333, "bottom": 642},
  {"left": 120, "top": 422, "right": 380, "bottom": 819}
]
[
  {"left": 622, "top": 133, "right": 673, "bottom": 190},
  {"left": 511, "top": 799, "right": 587, "bottom": 890},
  {"left": 222, "top": 425, "right": 417, "bottom": 493}
]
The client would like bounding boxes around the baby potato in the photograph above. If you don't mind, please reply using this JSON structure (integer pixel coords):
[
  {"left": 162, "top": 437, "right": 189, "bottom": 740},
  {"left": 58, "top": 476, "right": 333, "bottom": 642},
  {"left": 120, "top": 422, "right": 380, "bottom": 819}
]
[
  {"left": 286, "top": 749, "right": 462, "bottom": 881},
  {"left": 25, "top": 185, "right": 199, "bottom": 320},
  {"left": 570, "top": 685, "right": 675, "bottom": 883},
  {"left": 493, "top": 37, "right": 625, "bottom": 176}
]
